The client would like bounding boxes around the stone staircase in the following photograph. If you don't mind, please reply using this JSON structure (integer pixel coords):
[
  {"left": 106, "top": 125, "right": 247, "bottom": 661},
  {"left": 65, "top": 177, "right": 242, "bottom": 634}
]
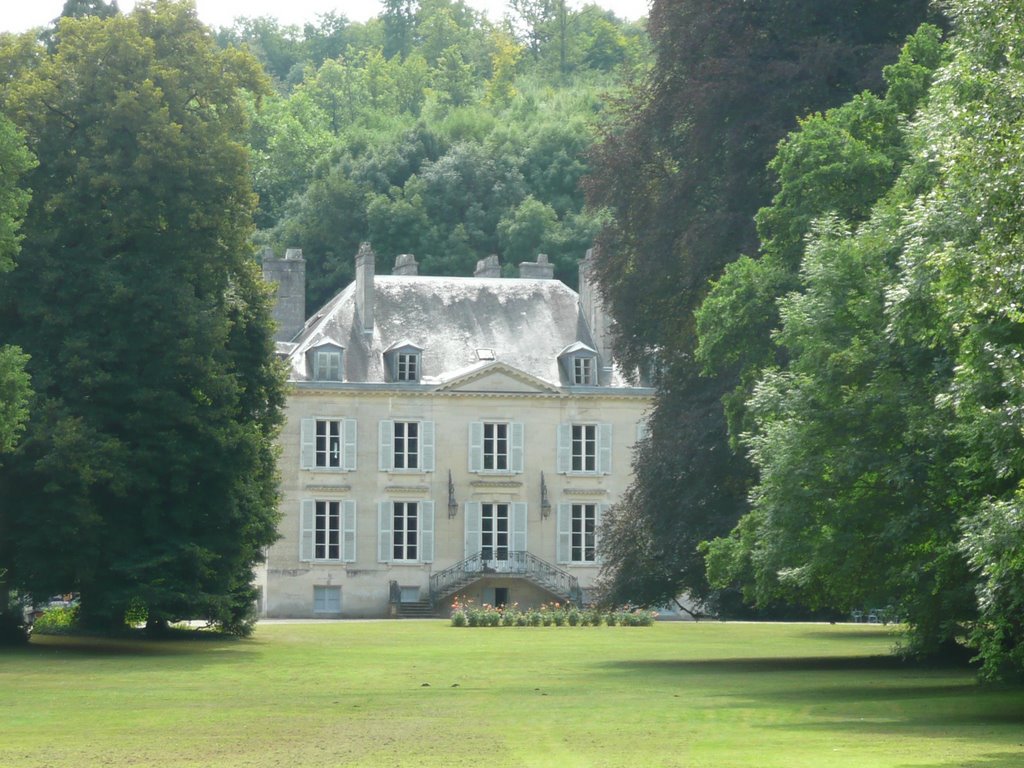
[
  {"left": 428, "top": 551, "right": 582, "bottom": 608},
  {"left": 395, "top": 600, "right": 436, "bottom": 618}
]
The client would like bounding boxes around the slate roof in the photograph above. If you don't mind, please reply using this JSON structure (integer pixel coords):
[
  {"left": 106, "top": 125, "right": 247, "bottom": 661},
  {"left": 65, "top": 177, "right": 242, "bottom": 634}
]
[{"left": 287, "top": 274, "right": 627, "bottom": 388}]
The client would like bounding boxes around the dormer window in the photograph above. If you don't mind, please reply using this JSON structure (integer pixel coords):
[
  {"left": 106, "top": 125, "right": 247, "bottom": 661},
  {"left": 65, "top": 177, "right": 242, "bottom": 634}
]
[
  {"left": 315, "top": 350, "right": 341, "bottom": 380},
  {"left": 573, "top": 356, "right": 596, "bottom": 386},
  {"left": 384, "top": 341, "right": 424, "bottom": 384},
  {"left": 306, "top": 339, "right": 344, "bottom": 382},
  {"left": 558, "top": 342, "right": 599, "bottom": 387},
  {"left": 397, "top": 352, "right": 419, "bottom": 382}
]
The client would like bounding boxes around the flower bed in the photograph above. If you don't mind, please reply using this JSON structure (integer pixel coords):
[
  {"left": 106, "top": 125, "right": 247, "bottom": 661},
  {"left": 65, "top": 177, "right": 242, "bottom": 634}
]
[{"left": 449, "top": 599, "right": 655, "bottom": 627}]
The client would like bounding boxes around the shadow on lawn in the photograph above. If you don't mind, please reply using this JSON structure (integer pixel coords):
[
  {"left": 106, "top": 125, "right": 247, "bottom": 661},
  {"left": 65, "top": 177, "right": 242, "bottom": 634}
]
[
  {"left": 21, "top": 632, "right": 253, "bottom": 662},
  {"left": 604, "top": 655, "right": 1024, "bottom": 734},
  {"left": 897, "top": 753, "right": 1024, "bottom": 768},
  {"left": 602, "top": 654, "right": 920, "bottom": 674}
]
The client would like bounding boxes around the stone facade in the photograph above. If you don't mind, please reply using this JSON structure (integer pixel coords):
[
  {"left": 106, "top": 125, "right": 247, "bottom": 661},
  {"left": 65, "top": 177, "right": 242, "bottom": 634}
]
[{"left": 258, "top": 246, "right": 652, "bottom": 618}]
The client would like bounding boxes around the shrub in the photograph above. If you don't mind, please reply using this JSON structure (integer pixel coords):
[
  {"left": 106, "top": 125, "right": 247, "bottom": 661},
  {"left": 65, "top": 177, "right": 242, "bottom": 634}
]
[{"left": 32, "top": 604, "right": 80, "bottom": 635}]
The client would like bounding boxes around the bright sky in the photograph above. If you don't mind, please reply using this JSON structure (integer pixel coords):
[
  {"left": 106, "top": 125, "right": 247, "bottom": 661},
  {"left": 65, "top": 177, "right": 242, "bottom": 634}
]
[{"left": 1, "top": 0, "right": 650, "bottom": 35}]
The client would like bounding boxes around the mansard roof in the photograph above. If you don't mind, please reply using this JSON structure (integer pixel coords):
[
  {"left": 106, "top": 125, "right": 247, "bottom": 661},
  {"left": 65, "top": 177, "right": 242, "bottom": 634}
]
[{"left": 287, "top": 274, "right": 626, "bottom": 388}]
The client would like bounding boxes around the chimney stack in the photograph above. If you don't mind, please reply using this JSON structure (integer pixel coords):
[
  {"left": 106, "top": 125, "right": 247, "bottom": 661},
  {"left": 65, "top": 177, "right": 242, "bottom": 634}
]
[
  {"left": 393, "top": 253, "right": 419, "bottom": 276},
  {"left": 579, "top": 248, "right": 613, "bottom": 375},
  {"left": 518, "top": 253, "right": 554, "bottom": 279},
  {"left": 262, "top": 247, "right": 306, "bottom": 342},
  {"left": 474, "top": 254, "right": 501, "bottom": 278},
  {"left": 355, "top": 242, "right": 375, "bottom": 335}
]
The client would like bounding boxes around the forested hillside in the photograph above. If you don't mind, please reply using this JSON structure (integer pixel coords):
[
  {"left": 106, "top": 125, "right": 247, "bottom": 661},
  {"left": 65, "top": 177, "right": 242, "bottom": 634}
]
[{"left": 219, "top": 0, "right": 649, "bottom": 310}]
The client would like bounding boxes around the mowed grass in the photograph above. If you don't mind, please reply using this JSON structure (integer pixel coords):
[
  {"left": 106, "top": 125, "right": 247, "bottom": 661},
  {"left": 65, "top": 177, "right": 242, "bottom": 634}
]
[{"left": 2, "top": 622, "right": 1022, "bottom": 768}]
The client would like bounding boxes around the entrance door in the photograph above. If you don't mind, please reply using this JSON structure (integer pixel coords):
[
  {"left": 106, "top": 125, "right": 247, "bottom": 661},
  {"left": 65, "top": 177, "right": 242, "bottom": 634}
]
[
  {"left": 493, "top": 587, "right": 509, "bottom": 608},
  {"left": 481, "top": 502, "right": 510, "bottom": 571}
]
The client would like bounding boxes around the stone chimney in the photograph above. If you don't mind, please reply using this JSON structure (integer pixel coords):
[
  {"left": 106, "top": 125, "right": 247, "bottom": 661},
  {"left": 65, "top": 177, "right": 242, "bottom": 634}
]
[
  {"left": 578, "top": 248, "right": 613, "bottom": 375},
  {"left": 518, "top": 253, "right": 554, "bottom": 279},
  {"left": 474, "top": 254, "right": 501, "bottom": 278},
  {"left": 262, "top": 247, "right": 306, "bottom": 342},
  {"left": 355, "top": 242, "right": 375, "bottom": 335},
  {"left": 393, "top": 253, "right": 419, "bottom": 276}
]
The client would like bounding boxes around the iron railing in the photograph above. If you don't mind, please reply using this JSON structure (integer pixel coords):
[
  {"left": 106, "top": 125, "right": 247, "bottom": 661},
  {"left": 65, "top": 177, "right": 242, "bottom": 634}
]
[{"left": 429, "top": 550, "right": 582, "bottom": 606}]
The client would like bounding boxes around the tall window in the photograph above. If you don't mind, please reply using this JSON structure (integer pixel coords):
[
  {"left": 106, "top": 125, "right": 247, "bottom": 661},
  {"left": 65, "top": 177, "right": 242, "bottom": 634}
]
[
  {"left": 392, "top": 502, "right": 419, "bottom": 561},
  {"left": 469, "top": 421, "right": 523, "bottom": 474},
  {"left": 315, "top": 419, "right": 342, "bottom": 468},
  {"left": 301, "top": 418, "right": 355, "bottom": 471},
  {"left": 557, "top": 502, "right": 603, "bottom": 565},
  {"left": 573, "top": 356, "right": 596, "bottom": 385},
  {"left": 393, "top": 421, "right": 419, "bottom": 469},
  {"left": 572, "top": 424, "right": 597, "bottom": 472},
  {"left": 557, "top": 423, "right": 610, "bottom": 475},
  {"left": 483, "top": 422, "right": 508, "bottom": 471},
  {"left": 380, "top": 420, "right": 434, "bottom": 472},
  {"left": 396, "top": 352, "right": 419, "bottom": 382},
  {"left": 571, "top": 504, "right": 597, "bottom": 562},
  {"left": 314, "top": 500, "right": 342, "bottom": 560},
  {"left": 481, "top": 503, "right": 510, "bottom": 561}
]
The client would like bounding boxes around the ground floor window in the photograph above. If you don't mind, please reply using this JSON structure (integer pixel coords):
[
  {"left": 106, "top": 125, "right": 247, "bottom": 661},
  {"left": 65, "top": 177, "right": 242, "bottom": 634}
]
[
  {"left": 392, "top": 501, "right": 419, "bottom": 561},
  {"left": 571, "top": 503, "right": 597, "bottom": 563},
  {"left": 313, "top": 585, "right": 341, "bottom": 614},
  {"left": 315, "top": 500, "right": 342, "bottom": 560},
  {"left": 557, "top": 502, "right": 602, "bottom": 565},
  {"left": 481, "top": 502, "right": 510, "bottom": 561}
]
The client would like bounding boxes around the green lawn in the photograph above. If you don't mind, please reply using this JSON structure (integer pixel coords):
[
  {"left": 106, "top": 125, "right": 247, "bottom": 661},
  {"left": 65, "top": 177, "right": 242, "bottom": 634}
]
[{"left": 1, "top": 621, "right": 1022, "bottom": 767}]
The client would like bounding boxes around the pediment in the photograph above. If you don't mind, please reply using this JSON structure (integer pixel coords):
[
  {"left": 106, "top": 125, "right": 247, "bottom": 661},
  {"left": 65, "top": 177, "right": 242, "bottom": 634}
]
[{"left": 435, "top": 361, "right": 560, "bottom": 394}]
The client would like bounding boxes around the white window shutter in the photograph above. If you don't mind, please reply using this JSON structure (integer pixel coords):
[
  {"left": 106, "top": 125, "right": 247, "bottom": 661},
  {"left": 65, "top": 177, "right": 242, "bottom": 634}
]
[
  {"left": 510, "top": 422, "right": 524, "bottom": 473},
  {"left": 599, "top": 423, "right": 613, "bottom": 475},
  {"left": 557, "top": 423, "right": 571, "bottom": 473},
  {"left": 342, "top": 500, "right": 356, "bottom": 562},
  {"left": 421, "top": 420, "right": 435, "bottom": 471},
  {"left": 420, "top": 501, "right": 435, "bottom": 563},
  {"left": 300, "top": 418, "right": 316, "bottom": 469},
  {"left": 378, "top": 501, "right": 392, "bottom": 563},
  {"left": 468, "top": 421, "right": 483, "bottom": 472},
  {"left": 464, "top": 502, "right": 481, "bottom": 559},
  {"left": 636, "top": 419, "right": 650, "bottom": 444},
  {"left": 300, "top": 499, "right": 315, "bottom": 561},
  {"left": 379, "top": 420, "right": 393, "bottom": 471},
  {"left": 343, "top": 418, "right": 357, "bottom": 471},
  {"left": 511, "top": 502, "right": 527, "bottom": 554},
  {"left": 556, "top": 503, "right": 571, "bottom": 564}
]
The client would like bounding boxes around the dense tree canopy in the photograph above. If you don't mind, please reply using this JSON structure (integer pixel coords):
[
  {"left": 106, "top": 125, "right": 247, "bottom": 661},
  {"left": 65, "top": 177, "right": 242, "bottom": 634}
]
[
  {"left": 243, "top": 2, "right": 646, "bottom": 311},
  {"left": 0, "top": 114, "right": 34, "bottom": 457},
  {"left": 0, "top": 0, "right": 284, "bottom": 633},
  {"left": 585, "top": 0, "right": 935, "bottom": 609},
  {"left": 699, "top": 0, "right": 1024, "bottom": 677}
]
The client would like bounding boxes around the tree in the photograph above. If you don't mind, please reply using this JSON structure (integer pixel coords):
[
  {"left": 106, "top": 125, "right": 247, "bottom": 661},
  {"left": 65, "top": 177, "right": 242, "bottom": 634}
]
[
  {"left": 702, "top": 0, "right": 1024, "bottom": 675},
  {"left": 0, "top": 113, "right": 35, "bottom": 457},
  {"left": 585, "top": 0, "right": 935, "bottom": 608},
  {"left": 0, "top": 0, "right": 284, "bottom": 634},
  {"left": 382, "top": 0, "right": 417, "bottom": 60}
]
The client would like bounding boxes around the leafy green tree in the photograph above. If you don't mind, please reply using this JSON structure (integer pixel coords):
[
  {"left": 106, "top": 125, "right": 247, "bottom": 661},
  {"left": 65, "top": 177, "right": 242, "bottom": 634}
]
[
  {"left": 497, "top": 195, "right": 557, "bottom": 263},
  {"left": 0, "top": 0, "right": 284, "bottom": 634},
  {"left": 696, "top": 23, "right": 946, "bottom": 437},
  {"left": 218, "top": 16, "right": 306, "bottom": 84},
  {"left": 485, "top": 31, "right": 523, "bottom": 106},
  {"left": 703, "top": 0, "right": 1024, "bottom": 674},
  {"left": 383, "top": 0, "right": 417, "bottom": 60},
  {"left": 0, "top": 113, "right": 35, "bottom": 456},
  {"left": 585, "top": 0, "right": 934, "bottom": 609}
]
